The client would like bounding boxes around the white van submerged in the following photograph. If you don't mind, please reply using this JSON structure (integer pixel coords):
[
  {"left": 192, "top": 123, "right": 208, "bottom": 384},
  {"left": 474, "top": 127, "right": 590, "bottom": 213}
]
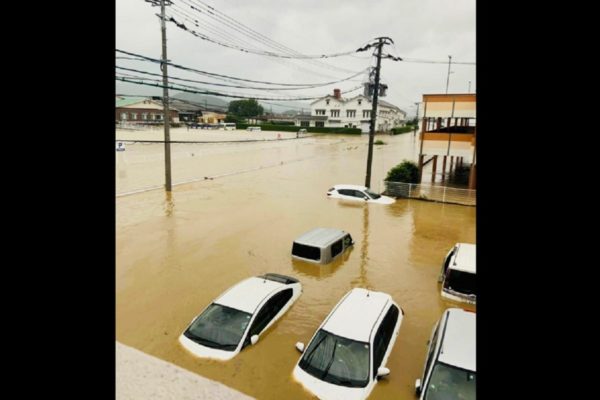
[
  {"left": 291, "top": 228, "right": 354, "bottom": 265},
  {"left": 439, "top": 243, "right": 476, "bottom": 304},
  {"left": 415, "top": 308, "right": 476, "bottom": 400}
]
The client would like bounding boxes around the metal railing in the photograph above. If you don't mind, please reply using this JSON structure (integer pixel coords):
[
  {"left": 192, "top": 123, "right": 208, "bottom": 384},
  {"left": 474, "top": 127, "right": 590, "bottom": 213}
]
[{"left": 383, "top": 181, "right": 476, "bottom": 206}]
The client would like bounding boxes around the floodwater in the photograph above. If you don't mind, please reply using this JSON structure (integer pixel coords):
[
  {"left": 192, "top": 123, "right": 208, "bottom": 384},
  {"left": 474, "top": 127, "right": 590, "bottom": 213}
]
[{"left": 116, "top": 130, "right": 476, "bottom": 400}]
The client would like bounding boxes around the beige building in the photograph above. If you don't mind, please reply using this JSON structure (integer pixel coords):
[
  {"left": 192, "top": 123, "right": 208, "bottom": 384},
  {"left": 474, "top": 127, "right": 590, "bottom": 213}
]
[
  {"left": 418, "top": 93, "right": 476, "bottom": 189},
  {"left": 198, "top": 112, "right": 226, "bottom": 124}
]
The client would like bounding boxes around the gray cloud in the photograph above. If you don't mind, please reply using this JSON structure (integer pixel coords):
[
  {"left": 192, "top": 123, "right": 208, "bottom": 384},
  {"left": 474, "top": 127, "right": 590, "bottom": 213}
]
[{"left": 116, "top": 0, "right": 475, "bottom": 115}]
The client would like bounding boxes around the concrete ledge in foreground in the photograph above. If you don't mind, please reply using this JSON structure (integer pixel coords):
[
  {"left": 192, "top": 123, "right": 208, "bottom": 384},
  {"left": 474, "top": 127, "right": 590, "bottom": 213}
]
[{"left": 116, "top": 341, "right": 254, "bottom": 400}]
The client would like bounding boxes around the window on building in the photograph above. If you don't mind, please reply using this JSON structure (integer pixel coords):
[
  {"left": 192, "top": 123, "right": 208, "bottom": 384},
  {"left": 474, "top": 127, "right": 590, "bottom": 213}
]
[
  {"left": 326, "top": 99, "right": 330, "bottom": 105},
  {"left": 358, "top": 100, "right": 362, "bottom": 105},
  {"left": 141, "top": 113, "right": 147, "bottom": 120},
  {"left": 347, "top": 110, "right": 356, "bottom": 118},
  {"left": 131, "top": 113, "right": 138, "bottom": 120},
  {"left": 315, "top": 109, "right": 326, "bottom": 116},
  {"left": 301, "top": 121, "right": 309, "bottom": 127},
  {"left": 156, "top": 114, "right": 163, "bottom": 120},
  {"left": 120, "top": 113, "right": 128, "bottom": 120},
  {"left": 316, "top": 121, "right": 325, "bottom": 127},
  {"left": 331, "top": 109, "right": 340, "bottom": 117},
  {"left": 363, "top": 110, "right": 371, "bottom": 118}
]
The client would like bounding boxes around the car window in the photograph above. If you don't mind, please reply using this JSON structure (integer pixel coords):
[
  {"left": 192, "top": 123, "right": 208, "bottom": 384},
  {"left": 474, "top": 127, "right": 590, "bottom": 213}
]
[
  {"left": 338, "top": 189, "right": 353, "bottom": 196},
  {"left": 424, "top": 363, "right": 476, "bottom": 400},
  {"left": 299, "top": 329, "right": 370, "bottom": 388},
  {"left": 244, "top": 289, "right": 293, "bottom": 347},
  {"left": 184, "top": 304, "right": 252, "bottom": 351},
  {"left": 343, "top": 234, "right": 353, "bottom": 248},
  {"left": 444, "top": 270, "right": 476, "bottom": 295},
  {"left": 443, "top": 248, "right": 456, "bottom": 274},
  {"left": 331, "top": 239, "right": 343, "bottom": 258},
  {"left": 292, "top": 242, "right": 321, "bottom": 261},
  {"left": 372, "top": 305, "right": 399, "bottom": 378},
  {"left": 353, "top": 190, "right": 367, "bottom": 199},
  {"left": 424, "top": 322, "right": 440, "bottom": 380}
]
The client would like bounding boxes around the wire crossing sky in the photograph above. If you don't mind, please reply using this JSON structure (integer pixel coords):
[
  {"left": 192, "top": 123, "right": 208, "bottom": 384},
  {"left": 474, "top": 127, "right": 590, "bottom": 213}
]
[{"left": 116, "top": 0, "right": 476, "bottom": 115}]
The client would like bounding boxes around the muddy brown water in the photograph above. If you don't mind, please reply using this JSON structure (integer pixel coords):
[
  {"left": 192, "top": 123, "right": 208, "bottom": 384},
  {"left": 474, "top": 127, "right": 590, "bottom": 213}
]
[{"left": 116, "top": 132, "right": 475, "bottom": 399}]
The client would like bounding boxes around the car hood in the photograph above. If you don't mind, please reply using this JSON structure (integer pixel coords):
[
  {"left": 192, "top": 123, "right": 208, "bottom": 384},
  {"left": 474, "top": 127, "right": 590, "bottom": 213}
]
[
  {"left": 292, "top": 364, "right": 368, "bottom": 400},
  {"left": 370, "top": 195, "right": 395, "bottom": 205},
  {"left": 178, "top": 334, "right": 239, "bottom": 361}
]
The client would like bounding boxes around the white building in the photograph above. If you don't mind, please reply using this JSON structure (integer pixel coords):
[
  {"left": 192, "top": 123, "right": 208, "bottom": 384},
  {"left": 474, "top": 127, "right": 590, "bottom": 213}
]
[{"left": 294, "top": 89, "right": 406, "bottom": 133}]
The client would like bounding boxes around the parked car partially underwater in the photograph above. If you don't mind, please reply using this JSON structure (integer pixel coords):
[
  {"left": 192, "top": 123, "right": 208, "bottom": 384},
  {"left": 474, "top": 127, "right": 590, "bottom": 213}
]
[
  {"left": 439, "top": 243, "right": 476, "bottom": 304},
  {"left": 179, "top": 273, "right": 301, "bottom": 361},
  {"left": 327, "top": 184, "right": 395, "bottom": 205},
  {"left": 293, "top": 288, "right": 403, "bottom": 400},
  {"left": 415, "top": 308, "right": 476, "bottom": 400},
  {"left": 292, "top": 228, "right": 354, "bottom": 265}
]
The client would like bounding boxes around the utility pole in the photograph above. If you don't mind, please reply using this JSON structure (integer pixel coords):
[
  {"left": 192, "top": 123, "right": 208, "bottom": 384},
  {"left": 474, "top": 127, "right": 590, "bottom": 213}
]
[
  {"left": 445, "top": 55, "right": 452, "bottom": 94},
  {"left": 160, "top": 0, "right": 172, "bottom": 191},
  {"left": 413, "top": 102, "right": 420, "bottom": 137},
  {"left": 364, "top": 37, "right": 392, "bottom": 188}
]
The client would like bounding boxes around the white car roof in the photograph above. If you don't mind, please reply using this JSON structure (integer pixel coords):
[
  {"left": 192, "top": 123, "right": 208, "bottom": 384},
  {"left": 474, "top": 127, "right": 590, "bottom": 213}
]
[
  {"left": 294, "top": 227, "right": 347, "bottom": 248},
  {"left": 333, "top": 184, "right": 368, "bottom": 191},
  {"left": 438, "top": 308, "right": 476, "bottom": 372},
  {"left": 322, "top": 288, "right": 391, "bottom": 342},
  {"left": 215, "top": 276, "right": 285, "bottom": 314},
  {"left": 450, "top": 243, "right": 476, "bottom": 274}
]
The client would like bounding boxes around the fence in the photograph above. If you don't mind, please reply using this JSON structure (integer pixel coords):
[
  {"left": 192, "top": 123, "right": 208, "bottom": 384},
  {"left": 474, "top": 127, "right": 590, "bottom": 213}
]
[{"left": 383, "top": 181, "right": 476, "bottom": 206}]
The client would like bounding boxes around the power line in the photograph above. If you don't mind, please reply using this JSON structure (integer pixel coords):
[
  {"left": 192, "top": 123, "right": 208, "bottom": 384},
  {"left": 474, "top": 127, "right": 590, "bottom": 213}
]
[
  {"left": 168, "top": 2, "right": 355, "bottom": 80},
  {"left": 116, "top": 65, "right": 367, "bottom": 90},
  {"left": 116, "top": 75, "right": 363, "bottom": 100},
  {"left": 153, "top": 5, "right": 365, "bottom": 60},
  {"left": 176, "top": 0, "right": 362, "bottom": 73},
  {"left": 116, "top": 49, "right": 367, "bottom": 86}
]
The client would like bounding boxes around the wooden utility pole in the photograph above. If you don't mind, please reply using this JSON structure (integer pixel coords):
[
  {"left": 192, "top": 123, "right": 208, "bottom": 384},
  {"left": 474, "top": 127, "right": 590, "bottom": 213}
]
[
  {"left": 365, "top": 37, "right": 393, "bottom": 188},
  {"left": 160, "top": 0, "right": 172, "bottom": 191}
]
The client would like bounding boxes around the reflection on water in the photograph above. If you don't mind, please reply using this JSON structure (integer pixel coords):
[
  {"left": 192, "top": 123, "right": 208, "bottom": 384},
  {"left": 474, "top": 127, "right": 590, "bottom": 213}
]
[{"left": 116, "top": 133, "right": 475, "bottom": 400}]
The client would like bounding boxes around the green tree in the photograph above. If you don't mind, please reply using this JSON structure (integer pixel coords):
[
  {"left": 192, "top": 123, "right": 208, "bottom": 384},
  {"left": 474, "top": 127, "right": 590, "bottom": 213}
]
[
  {"left": 385, "top": 160, "right": 420, "bottom": 183},
  {"left": 224, "top": 114, "right": 241, "bottom": 123},
  {"left": 228, "top": 99, "right": 264, "bottom": 118}
]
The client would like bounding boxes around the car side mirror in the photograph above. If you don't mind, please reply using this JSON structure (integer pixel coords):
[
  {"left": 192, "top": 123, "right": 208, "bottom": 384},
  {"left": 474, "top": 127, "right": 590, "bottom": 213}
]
[
  {"left": 250, "top": 335, "right": 259, "bottom": 345},
  {"left": 377, "top": 367, "right": 390, "bottom": 379},
  {"left": 295, "top": 342, "right": 305, "bottom": 353},
  {"left": 415, "top": 378, "right": 422, "bottom": 395},
  {"left": 364, "top": 196, "right": 369, "bottom": 201}
]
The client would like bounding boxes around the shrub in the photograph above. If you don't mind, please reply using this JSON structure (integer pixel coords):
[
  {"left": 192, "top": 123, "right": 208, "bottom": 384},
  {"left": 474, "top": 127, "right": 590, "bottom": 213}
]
[
  {"left": 385, "top": 160, "right": 420, "bottom": 183},
  {"left": 450, "top": 165, "right": 471, "bottom": 185},
  {"left": 374, "top": 140, "right": 386, "bottom": 145},
  {"left": 391, "top": 126, "right": 413, "bottom": 135},
  {"left": 235, "top": 123, "right": 361, "bottom": 134}
]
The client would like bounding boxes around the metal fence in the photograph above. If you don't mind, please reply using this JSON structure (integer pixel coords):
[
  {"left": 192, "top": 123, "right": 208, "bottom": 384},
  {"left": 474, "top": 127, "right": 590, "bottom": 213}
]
[{"left": 383, "top": 181, "right": 476, "bottom": 206}]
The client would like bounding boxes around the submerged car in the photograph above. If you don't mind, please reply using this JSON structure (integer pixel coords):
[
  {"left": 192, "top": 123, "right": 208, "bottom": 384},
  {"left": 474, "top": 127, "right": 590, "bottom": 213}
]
[
  {"left": 439, "top": 243, "right": 476, "bottom": 304},
  {"left": 293, "top": 288, "right": 403, "bottom": 400},
  {"left": 327, "top": 184, "right": 395, "bottom": 205},
  {"left": 179, "top": 273, "right": 301, "bottom": 361},
  {"left": 415, "top": 308, "right": 476, "bottom": 400},
  {"left": 292, "top": 228, "right": 354, "bottom": 265}
]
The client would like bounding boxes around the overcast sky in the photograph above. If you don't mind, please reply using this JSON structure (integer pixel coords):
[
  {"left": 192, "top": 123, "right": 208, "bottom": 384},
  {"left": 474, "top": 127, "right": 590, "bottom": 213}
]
[{"left": 116, "top": 0, "right": 475, "bottom": 116}]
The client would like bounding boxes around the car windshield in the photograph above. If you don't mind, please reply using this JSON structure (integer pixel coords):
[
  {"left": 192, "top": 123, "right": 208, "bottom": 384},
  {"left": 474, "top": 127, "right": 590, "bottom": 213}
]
[
  {"left": 444, "top": 270, "right": 476, "bottom": 296},
  {"left": 364, "top": 188, "right": 381, "bottom": 199},
  {"left": 184, "top": 303, "right": 252, "bottom": 351},
  {"left": 424, "top": 362, "right": 476, "bottom": 400},
  {"left": 298, "top": 329, "right": 370, "bottom": 388}
]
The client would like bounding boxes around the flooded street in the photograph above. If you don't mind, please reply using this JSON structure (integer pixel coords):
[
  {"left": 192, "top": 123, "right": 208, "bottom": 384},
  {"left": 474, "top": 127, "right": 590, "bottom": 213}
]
[{"left": 116, "top": 130, "right": 475, "bottom": 399}]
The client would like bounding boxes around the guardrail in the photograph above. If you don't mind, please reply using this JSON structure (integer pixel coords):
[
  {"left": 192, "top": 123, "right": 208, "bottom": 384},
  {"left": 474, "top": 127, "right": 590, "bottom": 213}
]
[{"left": 383, "top": 181, "right": 476, "bottom": 206}]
